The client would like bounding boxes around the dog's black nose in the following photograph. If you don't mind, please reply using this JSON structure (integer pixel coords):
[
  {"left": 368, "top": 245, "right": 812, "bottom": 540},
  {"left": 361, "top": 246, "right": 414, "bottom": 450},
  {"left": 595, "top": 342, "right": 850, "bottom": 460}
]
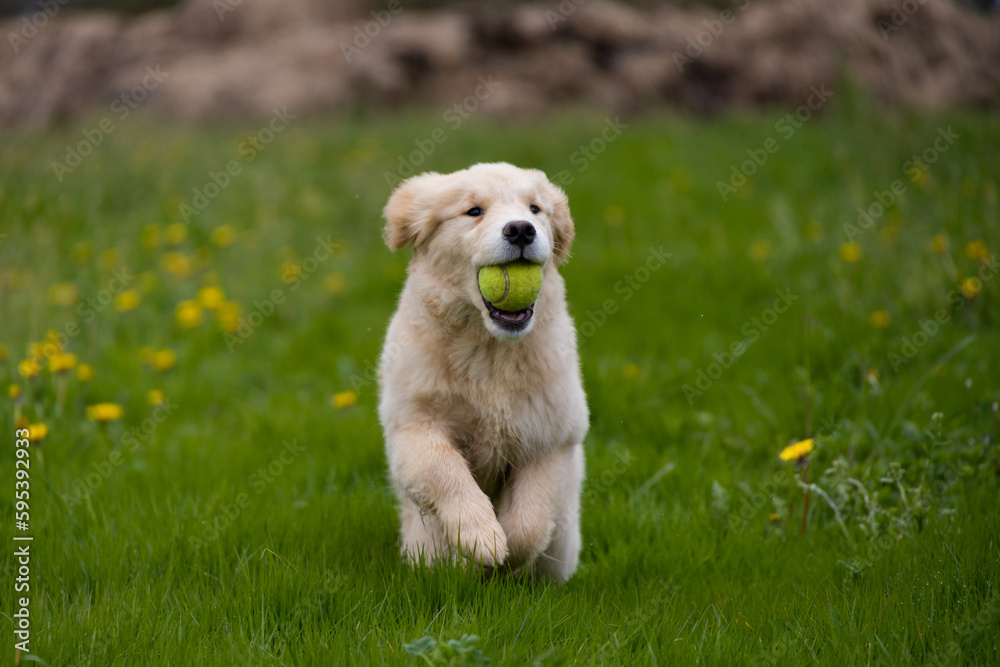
[{"left": 503, "top": 220, "right": 536, "bottom": 248}]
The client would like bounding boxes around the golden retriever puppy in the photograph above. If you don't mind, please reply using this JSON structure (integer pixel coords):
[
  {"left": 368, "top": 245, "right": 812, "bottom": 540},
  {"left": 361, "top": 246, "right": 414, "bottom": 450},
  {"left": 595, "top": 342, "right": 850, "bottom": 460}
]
[{"left": 378, "top": 162, "right": 588, "bottom": 582}]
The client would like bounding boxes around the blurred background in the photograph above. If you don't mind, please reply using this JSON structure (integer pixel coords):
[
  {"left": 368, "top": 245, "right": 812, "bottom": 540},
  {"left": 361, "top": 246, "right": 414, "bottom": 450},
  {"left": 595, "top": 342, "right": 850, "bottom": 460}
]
[
  {"left": 1, "top": 0, "right": 999, "bottom": 126},
  {"left": 2, "top": 1, "right": 999, "bottom": 664}
]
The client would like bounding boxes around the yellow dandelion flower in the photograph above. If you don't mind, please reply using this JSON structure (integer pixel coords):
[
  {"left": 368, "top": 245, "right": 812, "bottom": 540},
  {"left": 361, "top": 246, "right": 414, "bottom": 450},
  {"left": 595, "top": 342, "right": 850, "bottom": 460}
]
[
  {"left": 960, "top": 277, "right": 982, "bottom": 299},
  {"left": 749, "top": 239, "right": 772, "bottom": 263},
  {"left": 29, "top": 337, "right": 62, "bottom": 361},
  {"left": 869, "top": 310, "right": 890, "bottom": 329},
  {"left": 332, "top": 391, "right": 357, "bottom": 409},
  {"left": 603, "top": 205, "right": 625, "bottom": 227},
  {"left": 35, "top": 330, "right": 65, "bottom": 361},
  {"left": 623, "top": 363, "right": 642, "bottom": 380},
  {"left": 147, "top": 389, "right": 165, "bottom": 406},
  {"left": 217, "top": 301, "right": 241, "bottom": 333},
  {"left": 324, "top": 273, "right": 347, "bottom": 295},
  {"left": 965, "top": 239, "right": 989, "bottom": 262},
  {"left": 99, "top": 248, "right": 120, "bottom": 271},
  {"left": 77, "top": 363, "right": 95, "bottom": 382},
  {"left": 49, "top": 353, "right": 77, "bottom": 373},
  {"left": 0, "top": 342, "right": 6, "bottom": 362},
  {"left": 211, "top": 225, "right": 236, "bottom": 247},
  {"left": 668, "top": 167, "right": 693, "bottom": 192},
  {"left": 281, "top": 261, "right": 303, "bottom": 282},
  {"left": 839, "top": 242, "right": 862, "bottom": 263},
  {"left": 27, "top": 423, "right": 48, "bottom": 442},
  {"left": 768, "top": 513, "right": 781, "bottom": 523},
  {"left": 86, "top": 402, "right": 124, "bottom": 422},
  {"left": 165, "top": 222, "right": 188, "bottom": 245},
  {"left": 19, "top": 359, "right": 41, "bottom": 380},
  {"left": 114, "top": 289, "right": 141, "bottom": 312},
  {"left": 805, "top": 220, "right": 824, "bottom": 243},
  {"left": 162, "top": 252, "right": 192, "bottom": 278},
  {"left": 9, "top": 384, "right": 21, "bottom": 399},
  {"left": 175, "top": 300, "right": 203, "bottom": 328},
  {"left": 48, "top": 282, "right": 80, "bottom": 306},
  {"left": 735, "top": 180, "right": 755, "bottom": 199},
  {"left": 197, "top": 286, "right": 226, "bottom": 310},
  {"left": 7, "top": 269, "right": 28, "bottom": 288},
  {"left": 140, "top": 224, "right": 161, "bottom": 249},
  {"left": 71, "top": 241, "right": 93, "bottom": 265},
  {"left": 931, "top": 234, "right": 948, "bottom": 254},
  {"left": 139, "top": 271, "right": 158, "bottom": 293},
  {"left": 880, "top": 212, "right": 901, "bottom": 245},
  {"left": 962, "top": 178, "right": 977, "bottom": 198},
  {"left": 779, "top": 438, "right": 814, "bottom": 462},
  {"left": 152, "top": 349, "right": 177, "bottom": 372}
]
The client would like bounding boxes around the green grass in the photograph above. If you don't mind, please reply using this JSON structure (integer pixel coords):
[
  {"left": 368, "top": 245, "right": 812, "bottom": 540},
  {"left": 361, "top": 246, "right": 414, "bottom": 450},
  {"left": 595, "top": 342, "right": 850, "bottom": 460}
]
[{"left": 1, "top": 96, "right": 999, "bottom": 665}]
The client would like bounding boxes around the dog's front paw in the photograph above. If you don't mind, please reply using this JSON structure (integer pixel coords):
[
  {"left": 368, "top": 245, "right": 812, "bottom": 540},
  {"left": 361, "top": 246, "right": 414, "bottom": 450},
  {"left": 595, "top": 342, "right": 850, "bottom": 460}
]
[
  {"left": 441, "top": 503, "right": 508, "bottom": 567},
  {"left": 457, "top": 518, "right": 508, "bottom": 567}
]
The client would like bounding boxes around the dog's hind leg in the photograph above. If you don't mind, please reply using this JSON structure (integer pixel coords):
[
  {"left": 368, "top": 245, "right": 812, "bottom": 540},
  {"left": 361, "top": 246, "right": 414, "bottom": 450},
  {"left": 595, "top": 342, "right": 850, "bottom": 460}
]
[
  {"left": 534, "top": 443, "right": 584, "bottom": 583},
  {"left": 497, "top": 442, "right": 584, "bottom": 582}
]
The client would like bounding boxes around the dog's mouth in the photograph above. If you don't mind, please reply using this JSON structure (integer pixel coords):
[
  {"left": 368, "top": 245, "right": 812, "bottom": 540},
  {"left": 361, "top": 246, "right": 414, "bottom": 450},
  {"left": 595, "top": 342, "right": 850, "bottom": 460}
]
[{"left": 482, "top": 296, "right": 534, "bottom": 332}]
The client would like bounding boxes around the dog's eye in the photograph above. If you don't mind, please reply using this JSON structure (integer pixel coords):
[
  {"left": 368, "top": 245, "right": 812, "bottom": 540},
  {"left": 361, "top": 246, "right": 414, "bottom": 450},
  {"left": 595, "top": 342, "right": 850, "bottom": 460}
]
[
  {"left": 466, "top": 207, "right": 484, "bottom": 217},
  {"left": 529, "top": 204, "right": 541, "bottom": 214}
]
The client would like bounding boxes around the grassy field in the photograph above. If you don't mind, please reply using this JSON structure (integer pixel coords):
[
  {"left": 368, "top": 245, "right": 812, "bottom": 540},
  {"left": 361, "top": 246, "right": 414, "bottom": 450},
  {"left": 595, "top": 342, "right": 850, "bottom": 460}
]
[{"left": 1, "top": 96, "right": 999, "bottom": 665}]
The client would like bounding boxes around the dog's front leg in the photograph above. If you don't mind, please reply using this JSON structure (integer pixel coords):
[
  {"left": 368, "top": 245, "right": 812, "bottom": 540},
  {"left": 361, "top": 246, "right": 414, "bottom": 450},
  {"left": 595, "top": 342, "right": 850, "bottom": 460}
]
[
  {"left": 389, "top": 425, "right": 507, "bottom": 567},
  {"left": 495, "top": 443, "right": 582, "bottom": 581}
]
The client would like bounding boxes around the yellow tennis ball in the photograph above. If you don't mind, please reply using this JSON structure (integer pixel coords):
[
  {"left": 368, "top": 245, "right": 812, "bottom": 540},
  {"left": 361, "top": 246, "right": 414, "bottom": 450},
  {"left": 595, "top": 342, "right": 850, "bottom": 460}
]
[{"left": 478, "top": 260, "right": 543, "bottom": 311}]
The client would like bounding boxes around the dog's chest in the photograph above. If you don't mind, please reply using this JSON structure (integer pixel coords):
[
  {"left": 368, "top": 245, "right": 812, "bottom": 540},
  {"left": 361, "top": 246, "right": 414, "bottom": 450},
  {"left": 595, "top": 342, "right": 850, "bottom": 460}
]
[{"left": 443, "top": 365, "right": 567, "bottom": 493}]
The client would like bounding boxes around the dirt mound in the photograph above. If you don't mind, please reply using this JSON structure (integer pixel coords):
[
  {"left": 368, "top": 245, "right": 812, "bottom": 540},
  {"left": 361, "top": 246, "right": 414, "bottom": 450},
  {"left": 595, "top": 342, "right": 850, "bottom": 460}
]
[{"left": 1, "top": 0, "right": 998, "bottom": 127}]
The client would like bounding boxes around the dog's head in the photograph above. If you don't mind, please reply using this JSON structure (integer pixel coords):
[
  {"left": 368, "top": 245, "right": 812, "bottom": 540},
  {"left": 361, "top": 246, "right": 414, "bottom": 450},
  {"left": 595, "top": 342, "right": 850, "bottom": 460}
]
[{"left": 383, "top": 162, "right": 575, "bottom": 339}]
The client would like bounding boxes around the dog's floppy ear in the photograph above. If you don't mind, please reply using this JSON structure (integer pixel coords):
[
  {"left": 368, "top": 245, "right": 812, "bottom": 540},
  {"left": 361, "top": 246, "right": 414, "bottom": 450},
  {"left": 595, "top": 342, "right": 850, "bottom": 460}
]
[
  {"left": 545, "top": 180, "right": 575, "bottom": 265},
  {"left": 383, "top": 172, "right": 448, "bottom": 251}
]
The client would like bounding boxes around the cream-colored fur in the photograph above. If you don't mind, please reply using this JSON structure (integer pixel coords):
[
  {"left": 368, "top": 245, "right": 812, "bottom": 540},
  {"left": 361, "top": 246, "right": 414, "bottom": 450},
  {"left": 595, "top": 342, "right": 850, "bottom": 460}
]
[{"left": 378, "top": 162, "right": 588, "bottom": 582}]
